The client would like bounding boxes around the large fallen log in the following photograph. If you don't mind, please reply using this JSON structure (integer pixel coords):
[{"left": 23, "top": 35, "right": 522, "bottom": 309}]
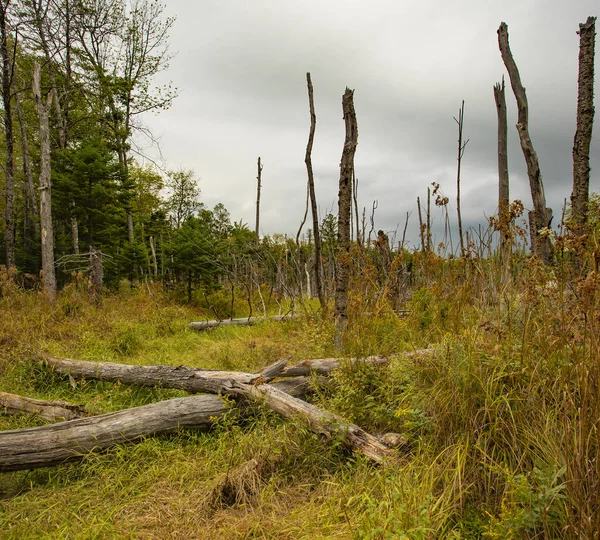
[
  {"left": 224, "top": 381, "right": 394, "bottom": 463},
  {"left": 43, "top": 355, "right": 287, "bottom": 395},
  {"left": 189, "top": 315, "right": 295, "bottom": 331},
  {"left": 0, "top": 394, "right": 226, "bottom": 472},
  {"left": 0, "top": 392, "right": 88, "bottom": 422},
  {"left": 0, "top": 377, "right": 310, "bottom": 473},
  {"left": 42, "top": 356, "right": 394, "bottom": 463}
]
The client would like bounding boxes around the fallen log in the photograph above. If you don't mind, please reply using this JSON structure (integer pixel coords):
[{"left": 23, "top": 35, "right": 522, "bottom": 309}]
[
  {"left": 0, "top": 377, "right": 309, "bottom": 473},
  {"left": 43, "top": 356, "right": 394, "bottom": 463},
  {"left": 225, "top": 382, "right": 394, "bottom": 463},
  {"left": 0, "top": 394, "right": 226, "bottom": 472},
  {"left": 278, "top": 349, "right": 433, "bottom": 378},
  {"left": 43, "top": 355, "right": 285, "bottom": 395},
  {"left": 0, "top": 392, "right": 88, "bottom": 422},
  {"left": 189, "top": 315, "right": 295, "bottom": 331}
]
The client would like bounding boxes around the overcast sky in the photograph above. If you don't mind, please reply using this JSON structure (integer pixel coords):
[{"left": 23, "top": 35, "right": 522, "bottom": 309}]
[{"left": 139, "top": 0, "right": 599, "bottom": 251}]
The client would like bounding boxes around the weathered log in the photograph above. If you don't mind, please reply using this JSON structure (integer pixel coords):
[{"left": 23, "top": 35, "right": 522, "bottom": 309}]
[
  {"left": 279, "top": 355, "right": 389, "bottom": 378},
  {"left": 0, "top": 392, "right": 87, "bottom": 422},
  {"left": 225, "top": 382, "right": 394, "bottom": 463},
  {"left": 189, "top": 315, "right": 294, "bottom": 331},
  {"left": 43, "top": 356, "right": 394, "bottom": 463},
  {"left": 43, "top": 355, "right": 282, "bottom": 395},
  {"left": 279, "top": 349, "right": 432, "bottom": 377},
  {"left": 0, "top": 394, "right": 226, "bottom": 472}
]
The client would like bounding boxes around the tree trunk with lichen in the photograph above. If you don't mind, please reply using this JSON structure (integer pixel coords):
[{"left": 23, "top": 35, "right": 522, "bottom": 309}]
[
  {"left": 33, "top": 63, "right": 57, "bottom": 301},
  {"left": 335, "top": 88, "right": 358, "bottom": 348},
  {"left": 498, "top": 22, "right": 553, "bottom": 264},
  {"left": 494, "top": 77, "right": 510, "bottom": 253},
  {"left": 570, "top": 16, "right": 596, "bottom": 235}
]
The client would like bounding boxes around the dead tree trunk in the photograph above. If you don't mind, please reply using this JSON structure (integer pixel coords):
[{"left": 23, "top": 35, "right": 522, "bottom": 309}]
[
  {"left": 335, "top": 88, "right": 358, "bottom": 347},
  {"left": 0, "top": 1, "right": 15, "bottom": 269},
  {"left": 33, "top": 62, "right": 57, "bottom": 301},
  {"left": 498, "top": 22, "right": 553, "bottom": 264},
  {"left": 426, "top": 187, "right": 432, "bottom": 252},
  {"left": 494, "top": 77, "right": 510, "bottom": 248},
  {"left": 417, "top": 196, "right": 425, "bottom": 252},
  {"left": 255, "top": 157, "right": 262, "bottom": 245},
  {"left": 88, "top": 246, "right": 103, "bottom": 301},
  {"left": 570, "top": 16, "right": 596, "bottom": 234},
  {"left": 305, "top": 73, "right": 325, "bottom": 310},
  {"left": 0, "top": 359, "right": 394, "bottom": 471},
  {"left": 454, "top": 100, "right": 469, "bottom": 257}
]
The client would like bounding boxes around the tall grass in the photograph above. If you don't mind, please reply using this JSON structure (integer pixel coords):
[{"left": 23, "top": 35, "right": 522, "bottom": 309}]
[{"left": 1, "top": 242, "right": 599, "bottom": 538}]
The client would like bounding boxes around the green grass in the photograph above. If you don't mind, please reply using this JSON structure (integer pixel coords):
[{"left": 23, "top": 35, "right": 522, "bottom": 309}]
[{"left": 0, "top": 266, "right": 598, "bottom": 538}]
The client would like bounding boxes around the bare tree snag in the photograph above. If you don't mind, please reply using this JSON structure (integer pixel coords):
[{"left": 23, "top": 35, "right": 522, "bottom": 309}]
[
  {"left": 305, "top": 73, "right": 326, "bottom": 310},
  {"left": 0, "top": 392, "right": 87, "bottom": 422},
  {"left": 426, "top": 187, "right": 432, "bottom": 252},
  {"left": 33, "top": 62, "right": 57, "bottom": 300},
  {"left": 454, "top": 100, "right": 469, "bottom": 257},
  {"left": 255, "top": 157, "right": 262, "bottom": 244},
  {"left": 497, "top": 22, "right": 553, "bottom": 264},
  {"left": 0, "top": 395, "right": 227, "bottom": 472},
  {"left": 570, "top": 16, "right": 596, "bottom": 234},
  {"left": 494, "top": 77, "right": 510, "bottom": 248},
  {"left": 417, "top": 196, "right": 425, "bottom": 252},
  {"left": 335, "top": 88, "right": 358, "bottom": 347}
]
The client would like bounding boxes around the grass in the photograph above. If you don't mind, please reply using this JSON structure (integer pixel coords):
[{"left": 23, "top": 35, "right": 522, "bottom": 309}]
[{"left": 0, "top": 255, "right": 598, "bottom": 538}]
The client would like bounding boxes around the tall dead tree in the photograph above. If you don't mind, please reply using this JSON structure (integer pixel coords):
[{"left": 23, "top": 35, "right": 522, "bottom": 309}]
[
  {"left": 33, "top": 63, "right": 56, "bottom": 301},
  {"left": 305, "top": 73, "right": 325, "bottom": 310},
  {"left": 498, "top": 22, "right": 553, "bottom": 264},
  {"left": 570, "top": 16, "right": 596, "bottom": 233},
  {"left": 494, "top": 77, "right": 510, "bottom": 248},
  {"left": 0, "top": 0, "right": 14, "bottom": 269},
  {"left": 454, "top": 100, "right": 469, "bottom": 257},
  {"left": 255, "top": 157, "right": 262, "bottom": 245},
  {"left": 335, "top": 88, "right": 358, "bottom": 347},
  {"left": 417, "top": 196, "right": 425, "bottom": 252}
]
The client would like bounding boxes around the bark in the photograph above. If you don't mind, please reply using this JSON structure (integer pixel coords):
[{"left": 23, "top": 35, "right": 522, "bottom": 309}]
[
  {"left": 0, "top": 0, "right": 15, "bottom": 269},
  {"left": 189, "top": 315, "right": 295, "bottom": 331},
  {"left": 498, "top": 22, "right": 553, "bottom": 264},
  {"left": 335, "top": 88, "right": 358, "bottom": 345},
  {"left": 0, "top": 392, "right": 87, "bottom": 422},
  {"left": 570, "top": 16, "right": 596, "bottom": 232},
  {"left": 255, "top": 157, "right": 262, "bottom": 244},
  {"left": 33, "top": 62, "right": 56, "bottom": 301},
  {"left": 0, "top": 394, "right": 226, "bottom": 472},
  {"left": 305, "top": 73, "right": 325, "bottom": 310},
  {"left": 494, "top": 77, "right": 510, "bottom": 247}
]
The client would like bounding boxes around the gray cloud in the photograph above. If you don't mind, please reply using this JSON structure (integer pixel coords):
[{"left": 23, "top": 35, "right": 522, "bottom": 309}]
[{"left": 139, "top": 0, "right": 600, "bottom": 249}]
